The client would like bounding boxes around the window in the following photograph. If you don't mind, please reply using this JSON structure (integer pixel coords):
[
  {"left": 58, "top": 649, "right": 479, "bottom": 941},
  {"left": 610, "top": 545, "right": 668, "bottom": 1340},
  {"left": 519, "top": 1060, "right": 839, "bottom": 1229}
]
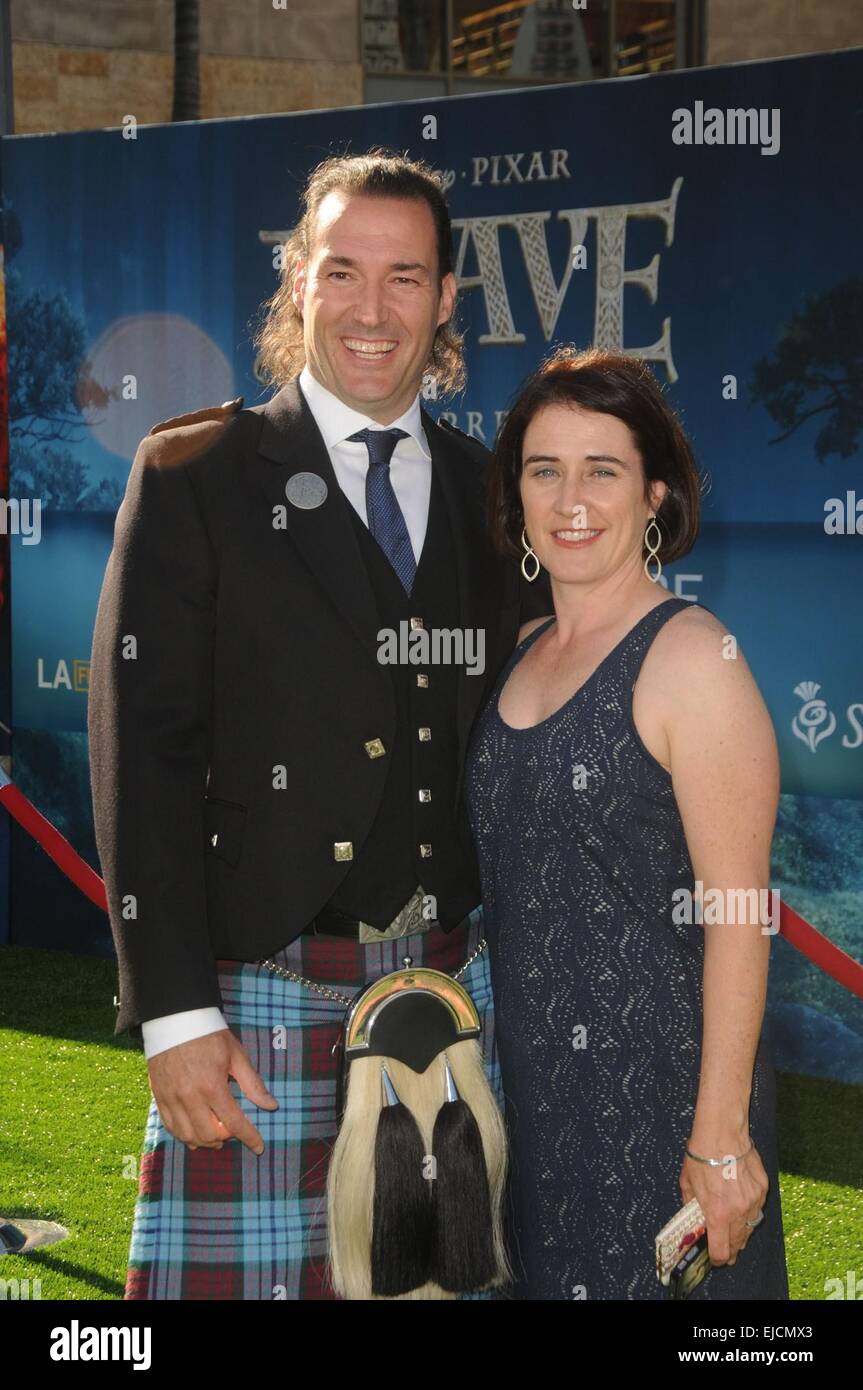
[{"left": 361, "top": 0, "right": 703, "bottom": 98}]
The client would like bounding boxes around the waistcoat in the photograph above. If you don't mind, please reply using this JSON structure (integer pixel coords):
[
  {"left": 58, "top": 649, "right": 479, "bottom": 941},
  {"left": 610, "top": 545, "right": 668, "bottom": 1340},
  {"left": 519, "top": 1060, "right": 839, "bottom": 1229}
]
[{"left": 328, "top": 462, "right": 482, "bottom": 928}]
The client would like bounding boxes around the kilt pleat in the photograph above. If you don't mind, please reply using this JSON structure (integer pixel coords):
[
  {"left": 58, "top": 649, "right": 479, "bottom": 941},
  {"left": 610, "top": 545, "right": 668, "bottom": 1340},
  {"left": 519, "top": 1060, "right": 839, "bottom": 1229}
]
[{"left": 124, "top": 906, "right": 502, "bottom": 1300}]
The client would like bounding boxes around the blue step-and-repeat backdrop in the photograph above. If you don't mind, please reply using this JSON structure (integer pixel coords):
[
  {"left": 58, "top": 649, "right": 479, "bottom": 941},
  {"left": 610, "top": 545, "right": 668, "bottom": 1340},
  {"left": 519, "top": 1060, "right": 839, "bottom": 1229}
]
[{"left": 0, "top": 49, "right": 861, "bottom": 1078}]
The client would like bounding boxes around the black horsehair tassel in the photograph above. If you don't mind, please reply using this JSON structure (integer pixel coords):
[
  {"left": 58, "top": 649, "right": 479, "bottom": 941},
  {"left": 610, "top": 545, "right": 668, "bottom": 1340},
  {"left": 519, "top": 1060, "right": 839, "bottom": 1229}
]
[
  {"left": 371, "top": 1062, "right": 434, "bottom": 1296},
  {"left": 431, "top": 1053, "right": 496, "bottom": 1292}
]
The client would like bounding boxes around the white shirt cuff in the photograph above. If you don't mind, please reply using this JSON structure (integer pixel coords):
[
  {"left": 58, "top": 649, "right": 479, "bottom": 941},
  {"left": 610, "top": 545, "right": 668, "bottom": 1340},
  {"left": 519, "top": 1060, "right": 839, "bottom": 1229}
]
[{"left": 141, "top": 1007, "right": 228, "bottom": 1060}]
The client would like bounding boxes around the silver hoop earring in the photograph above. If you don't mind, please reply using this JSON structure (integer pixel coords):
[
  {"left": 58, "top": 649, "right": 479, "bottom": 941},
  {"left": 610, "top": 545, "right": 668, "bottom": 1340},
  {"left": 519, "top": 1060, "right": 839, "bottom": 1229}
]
[
  {"left": 643, "top": 515, "right": 662, "bottom": 583},
  {"left": 521, "top": 527, "right": 540, "bottom": 583}
]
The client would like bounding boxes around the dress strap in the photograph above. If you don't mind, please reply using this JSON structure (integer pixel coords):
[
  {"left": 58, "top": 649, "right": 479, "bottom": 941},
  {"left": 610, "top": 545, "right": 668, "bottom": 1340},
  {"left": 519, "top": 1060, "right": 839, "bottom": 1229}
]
[
  {"left": 518, "top": 613, "right": 557, "bottom": 650},
  {"left": 618, "top": 596, "right": 704, "bottom": 689},
  {"left": 492, "top": 613, "right": 555, "bottom": 695}
]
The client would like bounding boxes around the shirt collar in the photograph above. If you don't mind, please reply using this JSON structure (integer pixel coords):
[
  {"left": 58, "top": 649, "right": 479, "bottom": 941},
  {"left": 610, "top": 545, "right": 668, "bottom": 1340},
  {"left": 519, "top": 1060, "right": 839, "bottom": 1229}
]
[{"left": 299, "top": 365, "right": 430, "bottom": 461}]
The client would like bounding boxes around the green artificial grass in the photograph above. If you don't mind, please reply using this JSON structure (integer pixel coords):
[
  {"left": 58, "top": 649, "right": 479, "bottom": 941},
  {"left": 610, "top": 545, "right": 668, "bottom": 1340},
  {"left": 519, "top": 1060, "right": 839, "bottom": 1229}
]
[
  {"left": 1, "top": 944, "right": 861, "bottom": 1301},
  {"left": 1, "top": 946, "right": 147, "bottom": 1300}
]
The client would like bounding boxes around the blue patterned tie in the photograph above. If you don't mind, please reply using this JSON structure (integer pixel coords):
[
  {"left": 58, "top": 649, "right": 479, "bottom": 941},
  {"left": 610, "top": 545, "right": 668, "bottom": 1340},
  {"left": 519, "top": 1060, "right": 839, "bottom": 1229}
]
[{"left": 348, "top": 427, "right": 416, "bottom": 594}]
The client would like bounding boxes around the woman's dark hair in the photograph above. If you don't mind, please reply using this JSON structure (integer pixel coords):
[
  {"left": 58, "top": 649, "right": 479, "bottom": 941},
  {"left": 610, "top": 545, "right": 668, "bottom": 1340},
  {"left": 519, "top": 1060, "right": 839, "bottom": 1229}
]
[
  {"left": 488, "top": 345, "right": 701, "bottom": 566},
  {"left": 252, "top": 146, "right": 465, "bottom": 394}
]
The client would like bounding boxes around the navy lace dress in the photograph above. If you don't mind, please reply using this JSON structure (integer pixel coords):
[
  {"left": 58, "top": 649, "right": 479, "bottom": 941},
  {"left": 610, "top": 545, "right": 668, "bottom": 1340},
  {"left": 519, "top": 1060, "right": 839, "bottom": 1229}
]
[{"left": 465, "top": 598, "right": 788, "bottom": 1300}]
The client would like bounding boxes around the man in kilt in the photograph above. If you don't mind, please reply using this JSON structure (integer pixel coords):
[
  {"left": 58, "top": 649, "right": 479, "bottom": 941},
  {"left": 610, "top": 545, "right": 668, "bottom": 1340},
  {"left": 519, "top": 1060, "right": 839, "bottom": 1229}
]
[{"left": 87, "top": 148, "right": 551, "bottom": 1300}]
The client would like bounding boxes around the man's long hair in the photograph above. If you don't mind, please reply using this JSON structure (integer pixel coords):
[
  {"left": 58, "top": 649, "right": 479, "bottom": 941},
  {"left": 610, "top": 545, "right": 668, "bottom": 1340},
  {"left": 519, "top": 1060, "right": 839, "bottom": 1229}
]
[{"left": 252, "top": 148, "right": 466, "bottom": 396}]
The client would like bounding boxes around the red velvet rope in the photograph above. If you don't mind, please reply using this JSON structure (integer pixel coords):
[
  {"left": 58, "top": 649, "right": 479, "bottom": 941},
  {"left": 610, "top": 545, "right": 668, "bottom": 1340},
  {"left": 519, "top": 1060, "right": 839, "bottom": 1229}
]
[
  {"left": 777, "top": 897, "right": 862, "bottom": 999},
  {"left": 1, "top": 781, "right": 108, "bottom": 912},
  {"left": 1, "top": 779, "right": 861, "bottom": 998}
]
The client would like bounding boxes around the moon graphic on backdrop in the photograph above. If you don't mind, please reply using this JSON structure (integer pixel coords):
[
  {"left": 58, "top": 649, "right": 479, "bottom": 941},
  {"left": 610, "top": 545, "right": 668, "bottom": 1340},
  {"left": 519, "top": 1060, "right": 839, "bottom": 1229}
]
[{"left": 79, "top": 314, "right": 236, "bottom": 462}]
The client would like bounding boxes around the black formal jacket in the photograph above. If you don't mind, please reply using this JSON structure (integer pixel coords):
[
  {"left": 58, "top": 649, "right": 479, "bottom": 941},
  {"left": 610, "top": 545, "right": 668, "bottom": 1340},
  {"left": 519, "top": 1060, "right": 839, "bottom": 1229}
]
[{"left": 87, "top": 377, "right": 552, "bottom": 1036}]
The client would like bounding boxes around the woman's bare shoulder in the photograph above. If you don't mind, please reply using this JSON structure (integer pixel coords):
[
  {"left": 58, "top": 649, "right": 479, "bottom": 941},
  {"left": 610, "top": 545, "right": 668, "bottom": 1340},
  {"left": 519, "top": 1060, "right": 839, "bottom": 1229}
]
[
  {"left": 649, "top": 601, "right": 728, "bottom": 654},
  {"left": 660, "top": 598, "right": 724, "bottom": 634},
  {"left": 646, "top": 600, "right": 765, "bottom": 708}
]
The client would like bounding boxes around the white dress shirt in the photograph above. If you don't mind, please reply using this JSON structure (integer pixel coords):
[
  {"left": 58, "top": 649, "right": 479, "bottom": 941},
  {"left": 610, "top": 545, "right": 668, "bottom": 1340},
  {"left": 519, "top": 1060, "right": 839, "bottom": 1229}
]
[{"left": 141, "top": 366, "right": 432, "bottom": 1059}]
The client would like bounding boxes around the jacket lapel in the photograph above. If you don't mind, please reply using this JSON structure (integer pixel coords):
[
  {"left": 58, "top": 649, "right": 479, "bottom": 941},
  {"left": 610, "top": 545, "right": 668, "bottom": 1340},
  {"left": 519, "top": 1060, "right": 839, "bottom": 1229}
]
[{"left": 254, "top": 377, "right": 384, "bottom": 668}]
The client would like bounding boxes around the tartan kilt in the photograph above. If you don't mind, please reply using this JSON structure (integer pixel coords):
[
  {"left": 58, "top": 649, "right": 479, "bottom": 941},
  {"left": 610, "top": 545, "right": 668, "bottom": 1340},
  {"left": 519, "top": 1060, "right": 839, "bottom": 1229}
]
[{"left": 124, "top": 904, "right": 503, "bottom": 1300}]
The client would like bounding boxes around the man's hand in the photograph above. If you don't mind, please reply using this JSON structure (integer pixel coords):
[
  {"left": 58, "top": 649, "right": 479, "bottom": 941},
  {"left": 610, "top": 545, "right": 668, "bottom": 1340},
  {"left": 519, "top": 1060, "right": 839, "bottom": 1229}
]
[{"left": 147, "top": 1028, "right": 279, "bottom": 1154}]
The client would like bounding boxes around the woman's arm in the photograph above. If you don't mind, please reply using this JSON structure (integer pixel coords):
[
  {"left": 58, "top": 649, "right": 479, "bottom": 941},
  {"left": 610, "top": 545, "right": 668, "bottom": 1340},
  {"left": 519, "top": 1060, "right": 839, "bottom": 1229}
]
[{"left": 657, "top": 608, "right": 780, "bottom": 1264}]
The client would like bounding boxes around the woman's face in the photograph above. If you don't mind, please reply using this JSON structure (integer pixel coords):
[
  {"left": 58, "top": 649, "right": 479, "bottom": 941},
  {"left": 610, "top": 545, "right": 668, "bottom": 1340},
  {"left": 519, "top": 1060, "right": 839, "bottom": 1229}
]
[{"left": 519, "top": 402, "right": 667, "bottom": 589}]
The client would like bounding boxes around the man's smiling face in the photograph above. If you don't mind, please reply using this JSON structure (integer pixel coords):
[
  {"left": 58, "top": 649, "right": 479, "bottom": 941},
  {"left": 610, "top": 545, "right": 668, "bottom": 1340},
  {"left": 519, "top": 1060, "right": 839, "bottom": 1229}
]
[{"left": 292, "top": 190, "right": 456, "bottom": 424}]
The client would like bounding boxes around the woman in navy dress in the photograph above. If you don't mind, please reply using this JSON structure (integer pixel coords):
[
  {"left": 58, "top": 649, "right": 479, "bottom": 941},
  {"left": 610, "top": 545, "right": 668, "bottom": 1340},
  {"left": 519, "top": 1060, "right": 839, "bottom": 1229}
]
[{"left": 465, "top": 347, "right": 788, "bottom": 1300}]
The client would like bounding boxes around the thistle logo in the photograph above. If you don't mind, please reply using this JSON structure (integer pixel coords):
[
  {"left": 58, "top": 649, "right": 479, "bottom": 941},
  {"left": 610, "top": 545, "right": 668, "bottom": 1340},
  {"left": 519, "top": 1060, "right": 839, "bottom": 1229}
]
[{"left": 792, "top": 682, "right": 836, "bottom": 753}]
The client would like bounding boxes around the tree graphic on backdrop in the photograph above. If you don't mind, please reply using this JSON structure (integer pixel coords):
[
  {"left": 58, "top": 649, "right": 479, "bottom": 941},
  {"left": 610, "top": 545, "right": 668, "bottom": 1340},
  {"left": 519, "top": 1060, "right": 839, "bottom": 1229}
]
[
  {"left": 749, "top": 277, "right": 863, "bottom": 462},
  {"left": 4, "top": 200, "right": 122, "bottom": 510}
]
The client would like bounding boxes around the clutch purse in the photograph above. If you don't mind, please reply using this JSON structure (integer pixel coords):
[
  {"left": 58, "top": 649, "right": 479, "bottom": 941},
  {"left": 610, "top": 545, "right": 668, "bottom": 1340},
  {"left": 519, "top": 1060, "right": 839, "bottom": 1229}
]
[{"left": 655, "top": 1197, "right": 707, "bottom": 1288}]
